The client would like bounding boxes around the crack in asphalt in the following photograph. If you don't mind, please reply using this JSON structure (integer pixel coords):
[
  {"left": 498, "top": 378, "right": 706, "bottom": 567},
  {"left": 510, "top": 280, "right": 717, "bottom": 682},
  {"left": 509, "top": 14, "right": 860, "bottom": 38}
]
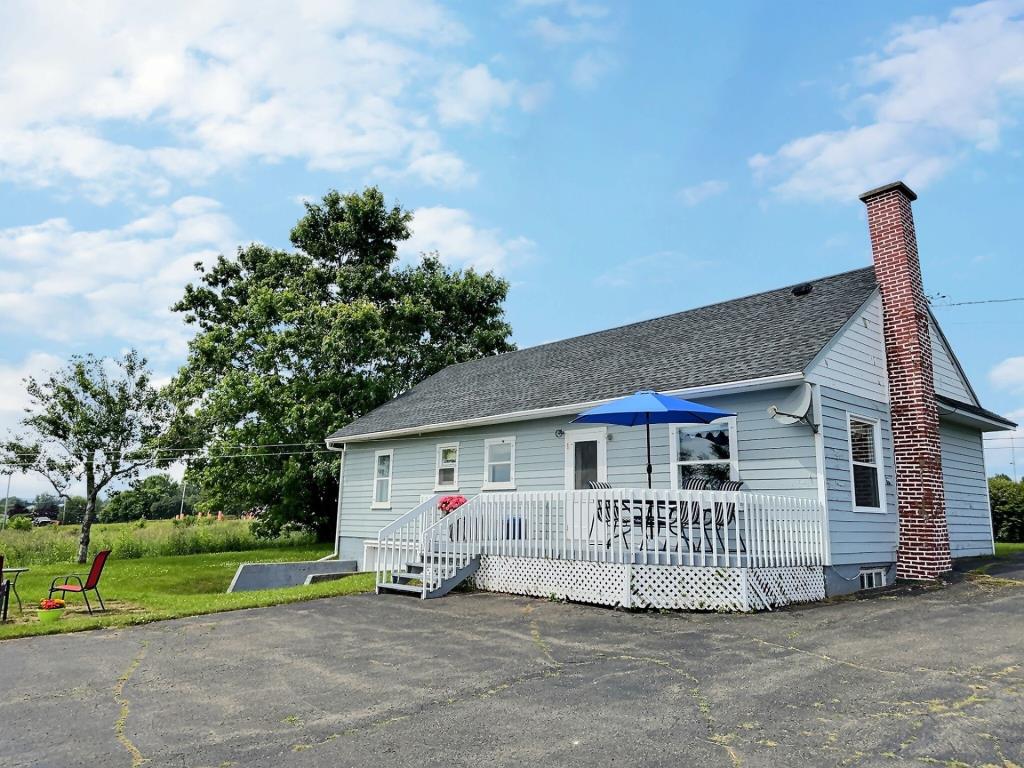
[{"left": 113, "top": 641, "right": 148, "bottom": 768}]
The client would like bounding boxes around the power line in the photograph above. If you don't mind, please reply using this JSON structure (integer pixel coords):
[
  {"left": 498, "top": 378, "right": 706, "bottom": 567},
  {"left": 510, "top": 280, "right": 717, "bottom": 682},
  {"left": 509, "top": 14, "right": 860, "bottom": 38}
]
[{"left": 931, "top": 296, "right": 1024, "bottom": 308}]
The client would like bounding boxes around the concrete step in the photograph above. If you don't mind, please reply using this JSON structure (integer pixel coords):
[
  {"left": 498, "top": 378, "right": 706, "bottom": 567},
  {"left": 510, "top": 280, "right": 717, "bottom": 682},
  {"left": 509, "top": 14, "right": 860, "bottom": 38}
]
[{"left": 377, "top": 582, "right": 423, "bottom": 596}]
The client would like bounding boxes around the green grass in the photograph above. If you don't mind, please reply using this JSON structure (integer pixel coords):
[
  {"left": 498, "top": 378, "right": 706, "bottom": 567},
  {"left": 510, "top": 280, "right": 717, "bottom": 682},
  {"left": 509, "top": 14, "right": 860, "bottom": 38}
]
[
  {"left": 1, "top": 546, "right": 374, "bottom": 641},
  {"left": 0, "top": 518, "right": 316, "bottom": 565},
  {"left": 995, "top": 542, "right": 1024, "bottom": 557}
]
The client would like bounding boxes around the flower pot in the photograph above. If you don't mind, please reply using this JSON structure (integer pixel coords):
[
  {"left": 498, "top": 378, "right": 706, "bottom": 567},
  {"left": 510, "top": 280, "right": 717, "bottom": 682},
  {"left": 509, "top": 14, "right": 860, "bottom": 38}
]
[{"left": 37, "top": 608, "right": 63, "bottom": 625}]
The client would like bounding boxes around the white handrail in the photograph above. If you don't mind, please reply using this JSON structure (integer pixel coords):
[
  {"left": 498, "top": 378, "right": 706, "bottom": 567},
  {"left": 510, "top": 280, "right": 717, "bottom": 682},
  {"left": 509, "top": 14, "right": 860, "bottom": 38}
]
[
  {"left": 418, "top": 488, "right": 826, "bottom": 592},
  {"left": 375, "top": 494, "right": 444, "bottom": 594}
]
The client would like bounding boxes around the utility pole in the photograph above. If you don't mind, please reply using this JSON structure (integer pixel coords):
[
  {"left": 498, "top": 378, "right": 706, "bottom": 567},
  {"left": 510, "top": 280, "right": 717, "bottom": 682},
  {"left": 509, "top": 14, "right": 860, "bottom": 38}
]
[{"left": 2, "top": 473, "right": 11, "bottom": 531}]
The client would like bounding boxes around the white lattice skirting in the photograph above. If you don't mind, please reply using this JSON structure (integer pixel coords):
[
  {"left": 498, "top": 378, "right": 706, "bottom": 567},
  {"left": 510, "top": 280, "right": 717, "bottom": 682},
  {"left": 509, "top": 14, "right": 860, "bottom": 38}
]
[{"left": 471, "top": 556, "right": 825, "bottom": 612}]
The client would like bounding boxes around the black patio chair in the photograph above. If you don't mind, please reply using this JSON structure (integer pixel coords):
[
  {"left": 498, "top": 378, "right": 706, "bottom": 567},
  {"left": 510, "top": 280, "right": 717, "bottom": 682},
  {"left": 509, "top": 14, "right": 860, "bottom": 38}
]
[
  {"left": 711, "top": 480, "right": 746, "bottom": 553},
  {"left": 1, "top": 554, "right": 10, "bottom": 623},
  {"left": 588, "top": 481, "right": 629, "bottom": 548}
]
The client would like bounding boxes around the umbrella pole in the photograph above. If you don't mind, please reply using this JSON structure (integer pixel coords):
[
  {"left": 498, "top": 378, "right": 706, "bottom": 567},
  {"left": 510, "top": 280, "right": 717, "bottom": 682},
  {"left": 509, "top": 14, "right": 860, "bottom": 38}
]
[{"left": 645, "top": 415, "right": 652, "bottom": 489}]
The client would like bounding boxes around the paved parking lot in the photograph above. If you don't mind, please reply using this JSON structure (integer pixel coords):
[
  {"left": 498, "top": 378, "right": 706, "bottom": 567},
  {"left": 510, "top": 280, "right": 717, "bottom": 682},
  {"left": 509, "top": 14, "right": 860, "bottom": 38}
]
[{"left": 1, "top": 573, "right": 1022, "bottom": 768}]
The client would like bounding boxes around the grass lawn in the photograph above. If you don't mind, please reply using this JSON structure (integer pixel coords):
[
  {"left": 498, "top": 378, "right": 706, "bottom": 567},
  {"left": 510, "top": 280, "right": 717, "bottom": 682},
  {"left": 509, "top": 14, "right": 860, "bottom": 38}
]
[
  {"left": 1, "top": 546, "right": 374, "bottom": 641},
  {"left": 995, "top": 542, "right": 1024, "bottom": 557}
]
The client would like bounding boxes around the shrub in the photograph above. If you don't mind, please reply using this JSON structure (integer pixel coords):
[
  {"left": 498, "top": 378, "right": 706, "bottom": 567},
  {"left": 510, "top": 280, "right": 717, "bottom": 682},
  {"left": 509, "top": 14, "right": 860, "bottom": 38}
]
[
  {"left": 990, "top": 474, "right": 1024, "bottom": 542},
  {"left": 6, "top": 515, "right": 32, "bottom": 531}
]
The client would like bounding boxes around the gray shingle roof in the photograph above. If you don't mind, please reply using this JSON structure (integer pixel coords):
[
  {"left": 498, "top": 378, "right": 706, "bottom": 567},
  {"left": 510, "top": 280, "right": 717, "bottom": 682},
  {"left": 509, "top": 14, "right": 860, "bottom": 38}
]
[{"left": 329, "top": 267, "right": 879, "bottom": 440}]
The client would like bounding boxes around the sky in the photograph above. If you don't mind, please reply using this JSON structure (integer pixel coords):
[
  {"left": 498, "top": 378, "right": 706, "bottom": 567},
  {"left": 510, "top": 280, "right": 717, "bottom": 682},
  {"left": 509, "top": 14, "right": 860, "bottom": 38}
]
[{"left": 1, "top": 0, "right": 1023, "bottom": 499}]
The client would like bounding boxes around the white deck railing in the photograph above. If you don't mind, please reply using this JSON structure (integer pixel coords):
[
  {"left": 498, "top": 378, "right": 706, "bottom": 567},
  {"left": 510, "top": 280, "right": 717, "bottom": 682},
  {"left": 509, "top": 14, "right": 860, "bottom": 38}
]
[{"left": 418, "top": 489, "right": 826, "bottom": 594}]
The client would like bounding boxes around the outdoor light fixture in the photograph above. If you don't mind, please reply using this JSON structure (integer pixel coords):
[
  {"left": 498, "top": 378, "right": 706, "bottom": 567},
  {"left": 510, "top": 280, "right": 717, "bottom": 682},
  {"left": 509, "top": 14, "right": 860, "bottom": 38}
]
[{"left": 554, "top": 429, "right": 565, "bottom": 438}]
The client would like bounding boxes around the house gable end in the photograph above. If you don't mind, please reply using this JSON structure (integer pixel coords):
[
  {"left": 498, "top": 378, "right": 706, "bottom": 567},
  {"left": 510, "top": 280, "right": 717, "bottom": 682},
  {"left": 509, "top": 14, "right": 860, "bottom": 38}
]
[
  {"left": 804, "top": 291, "right": 887, "bottom": 402},
  {"left": 928, "top": 312, "right": 979, "bottom": 406}
]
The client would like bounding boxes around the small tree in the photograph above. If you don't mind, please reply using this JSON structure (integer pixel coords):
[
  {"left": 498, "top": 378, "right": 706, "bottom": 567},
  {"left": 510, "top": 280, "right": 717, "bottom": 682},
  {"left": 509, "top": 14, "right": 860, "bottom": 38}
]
[
  {"left": 1, "top": 351, "right": 170, "bottom": 562},
  {"left": 989, "top": 474, "right": 1024, "bottom": 542}
]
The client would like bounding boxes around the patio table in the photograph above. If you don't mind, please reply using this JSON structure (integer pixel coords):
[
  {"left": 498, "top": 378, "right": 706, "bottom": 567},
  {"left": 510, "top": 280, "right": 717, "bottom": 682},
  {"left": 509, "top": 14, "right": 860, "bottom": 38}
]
[
  {"left": 593, "top": 498, "right": 732, "bottom": 553},
  {"left": 3, "top": 566, "right": 28, "bottom": 613}
]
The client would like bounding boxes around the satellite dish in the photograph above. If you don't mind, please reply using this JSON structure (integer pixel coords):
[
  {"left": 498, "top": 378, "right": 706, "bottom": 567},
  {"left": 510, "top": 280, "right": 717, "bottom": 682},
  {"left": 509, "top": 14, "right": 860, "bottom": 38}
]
[{"left": 767, "top": 383, "right": 816, "bottom": 431}]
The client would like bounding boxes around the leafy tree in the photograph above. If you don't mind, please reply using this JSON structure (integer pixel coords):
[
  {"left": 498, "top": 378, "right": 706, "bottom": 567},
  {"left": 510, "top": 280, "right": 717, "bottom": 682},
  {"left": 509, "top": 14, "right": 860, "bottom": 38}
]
[
  {"left": 32, "top": 493, "right": 60, "bottom": 517},
  {"left": 0, "top": 351, "right": 171, "bottom": 562},
  {"left": 989, "top": 474, "right": 1024, "bottom": 542},
  {"left": 62, "top": 495, "right": 89, "bottom": 524},
  {"left": 166, "top": 187, "right": 514, "bottom": 539},
  {"left": 1, "top": 497, "right": 29, "bottom": 521},
  {"left": 101, "top": 474, "right": 194, "bottom": 522}
]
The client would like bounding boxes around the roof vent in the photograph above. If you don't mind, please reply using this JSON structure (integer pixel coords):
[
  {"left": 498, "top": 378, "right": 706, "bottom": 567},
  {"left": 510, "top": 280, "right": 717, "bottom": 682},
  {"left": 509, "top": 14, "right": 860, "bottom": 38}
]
[{"left": 791, "top": 282, "right": 813, "bottom": 297}]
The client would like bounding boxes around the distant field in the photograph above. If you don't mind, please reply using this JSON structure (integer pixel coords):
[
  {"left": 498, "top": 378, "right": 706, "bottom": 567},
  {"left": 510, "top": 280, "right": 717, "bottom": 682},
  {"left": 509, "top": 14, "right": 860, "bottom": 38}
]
[
  {"left": 0, "top": 518, "right": 316, "bottom": 565},
  {"left": 0, "top": 545, "right": 373, "bottom": 640}
]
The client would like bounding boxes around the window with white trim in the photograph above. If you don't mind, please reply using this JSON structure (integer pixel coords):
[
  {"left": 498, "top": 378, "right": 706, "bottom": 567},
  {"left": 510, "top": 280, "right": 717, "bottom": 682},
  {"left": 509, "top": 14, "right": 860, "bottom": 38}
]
[
  {"left": 669, "top": 417, "right": 738, "bottom": 487},
  {"left": 435, "top": 443, "right": 459, "bottom": 490},
  {"left": 372, "top": 449, "right": 393, "bottom": 508},
  {"left": 483, "top": 437, "right": 516, "bottom": 490},
  {"left": 848, "top": 415, "right": 884, "bottom": 511}
]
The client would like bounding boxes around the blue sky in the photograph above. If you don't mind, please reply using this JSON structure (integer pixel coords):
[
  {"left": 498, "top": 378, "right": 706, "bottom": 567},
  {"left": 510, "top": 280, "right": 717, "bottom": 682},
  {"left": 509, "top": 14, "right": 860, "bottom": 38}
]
[{"left": 1, "top": 0, "right": 1023, "bottom": 496}]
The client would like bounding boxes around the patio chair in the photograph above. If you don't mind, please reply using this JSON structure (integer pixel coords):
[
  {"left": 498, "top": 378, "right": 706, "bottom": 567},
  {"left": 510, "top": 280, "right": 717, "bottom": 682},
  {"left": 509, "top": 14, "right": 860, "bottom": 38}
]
[
  {"left": 1, "top": 554, "right": 9, "bottom": 622},
  {"left": 49, "top": 549, "right": 110, "bottom": 615},
  {"left": 711, "top": 480, "right": 746, "bottom": 553},
  {"left": 676, "top": 478, "right": 715, "bottom": 552},
  {"left": 588, "top": 481, "right": 628, "bottom": 548}
]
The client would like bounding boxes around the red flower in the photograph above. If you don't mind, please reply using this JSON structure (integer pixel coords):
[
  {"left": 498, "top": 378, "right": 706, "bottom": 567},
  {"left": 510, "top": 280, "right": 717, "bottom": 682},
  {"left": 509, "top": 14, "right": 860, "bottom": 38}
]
[
  {"left": 438, "top": 495, "right": 467, "bottom": 513},
  {"left": 39, "top": 598, "right": 65, "bottom": 610}
]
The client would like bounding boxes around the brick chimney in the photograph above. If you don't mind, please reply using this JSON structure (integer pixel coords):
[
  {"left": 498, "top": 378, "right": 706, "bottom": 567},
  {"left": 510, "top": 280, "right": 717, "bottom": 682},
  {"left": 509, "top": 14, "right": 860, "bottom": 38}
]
[{"left": 859, "top": 181, "right": 950, "bottom": 580}]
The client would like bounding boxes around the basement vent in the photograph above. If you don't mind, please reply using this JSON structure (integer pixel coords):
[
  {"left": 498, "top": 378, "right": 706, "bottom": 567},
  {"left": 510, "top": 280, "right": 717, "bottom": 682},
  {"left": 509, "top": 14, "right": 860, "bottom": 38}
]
[{"left": 859, "top": 568, "right": 887, "bottom": 590}]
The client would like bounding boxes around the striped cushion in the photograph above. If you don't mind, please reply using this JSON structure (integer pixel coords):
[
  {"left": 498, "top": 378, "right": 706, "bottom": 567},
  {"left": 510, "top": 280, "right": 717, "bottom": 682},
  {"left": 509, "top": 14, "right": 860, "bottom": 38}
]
[
  {"left": 718, "top": 480, "right": 744, "bottom": 492},
  {"left": 588, "top": 481, "right": 612, "bottom": 489}
]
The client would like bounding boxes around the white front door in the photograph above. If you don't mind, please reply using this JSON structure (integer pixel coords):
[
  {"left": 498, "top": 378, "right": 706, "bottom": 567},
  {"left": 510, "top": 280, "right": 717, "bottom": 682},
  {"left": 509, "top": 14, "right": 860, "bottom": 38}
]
[{"left": 564, "top": 427, "right": 608, "bottom": 490}]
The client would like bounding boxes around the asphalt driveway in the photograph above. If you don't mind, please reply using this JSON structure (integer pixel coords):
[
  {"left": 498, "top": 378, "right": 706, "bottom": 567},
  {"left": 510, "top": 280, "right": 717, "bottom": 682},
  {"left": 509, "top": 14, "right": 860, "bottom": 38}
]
[{"left": 1, "top": 574, "right": 1022, "bottom": 768}]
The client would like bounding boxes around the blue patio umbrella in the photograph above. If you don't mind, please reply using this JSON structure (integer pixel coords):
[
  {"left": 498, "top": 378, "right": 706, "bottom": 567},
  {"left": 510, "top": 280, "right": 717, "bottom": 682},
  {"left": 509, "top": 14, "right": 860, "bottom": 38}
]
[{"left": 572, "top": 391, "right": 734, "bottom": 489}]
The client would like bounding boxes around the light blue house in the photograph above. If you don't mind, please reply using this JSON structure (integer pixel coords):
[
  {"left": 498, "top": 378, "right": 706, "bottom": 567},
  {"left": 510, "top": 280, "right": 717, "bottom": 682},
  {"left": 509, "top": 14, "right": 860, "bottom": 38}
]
[{"left": 324, "top": 182, "right": 1014, "bottom": 611}]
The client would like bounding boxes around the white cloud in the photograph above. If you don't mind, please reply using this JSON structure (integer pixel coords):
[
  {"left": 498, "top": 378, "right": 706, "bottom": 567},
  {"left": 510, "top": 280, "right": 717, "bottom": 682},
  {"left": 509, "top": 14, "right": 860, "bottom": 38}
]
[
  {"left": 570, "top": 50, "right": 617, "bottom": 89},
  {"left": 401, "top": 207, "right": 534, "bottom": 273},
  {"left": 436, "top": 64, "right": 548, "bottom": 125},
  {"left": 0, "top": 0, "right": 485, "bottom": 199},
  {"left": 990, "top": 355, "right": 1024, "bottom": 393},
  {"left": 0, "top": 199, "right": 236, "bottom": 361},
  {"left": 594, "top": 251, "right": 715, "bottom": 288},
  {"left": 751, "top": 0, "right": 1024, "bottom": 201},
  {"left": 0, "top": 352, "right": 63, "bottom": 422},
  {"left": 677, "top": 180, "right": 729, "bottom": 207}
]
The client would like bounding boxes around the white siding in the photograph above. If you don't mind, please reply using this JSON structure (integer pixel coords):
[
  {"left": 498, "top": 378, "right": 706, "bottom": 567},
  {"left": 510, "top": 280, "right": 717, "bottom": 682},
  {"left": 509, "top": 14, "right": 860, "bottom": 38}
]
[
  {"left": 338, "top": 388, "right": 821, "bottom": 543},
  {"left": 819, "top": 387, "right": 899, "bottom": 566},
  {"left": 806, "top": 293, "right": 888, "bottom": 402},
  {"left": 929, "top": 318, "right": 976, "bottom": 404},
  {"left": 940, "top": 421, "right": 994, "bottom": 557}
]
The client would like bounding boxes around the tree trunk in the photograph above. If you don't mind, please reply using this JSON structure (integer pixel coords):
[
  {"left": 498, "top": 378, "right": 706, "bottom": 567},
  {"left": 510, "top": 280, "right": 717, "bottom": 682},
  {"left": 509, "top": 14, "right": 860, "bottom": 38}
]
[{"left": 77, "top": 458, "right": 96, "bottom": 564}]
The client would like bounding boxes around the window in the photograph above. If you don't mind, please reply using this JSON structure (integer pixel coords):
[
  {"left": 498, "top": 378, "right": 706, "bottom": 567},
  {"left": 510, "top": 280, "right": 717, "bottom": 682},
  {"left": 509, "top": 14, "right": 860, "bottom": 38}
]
[
  {"left": 859, "top": 568, "right": 887, "bottom": 590},
  {"left": 483, "top": 437, "right": 516, "bottom": 490},
  {"left": 372, "top": 449, "right": 393, "bottom": 508},
  {"left": 435, "top": 443, "right": 459, "bottom": 490},
  {"left": 848, "top": 415, "right": 884, "bottom": 512},
  {"left": 669, "top": 418, "right": 737, "bottom": 488}
]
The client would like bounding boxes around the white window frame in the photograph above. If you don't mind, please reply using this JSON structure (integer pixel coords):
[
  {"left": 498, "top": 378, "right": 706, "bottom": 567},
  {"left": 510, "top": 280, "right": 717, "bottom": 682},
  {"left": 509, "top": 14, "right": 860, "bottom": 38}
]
[
  {"left": 668, "top": 417, "right": 739, "bottom": 489},
  {"left": 563, "top": 427, "right": 608, "bottom": 490},
  {"left": 371, "top": 449, "right": 394, "bottom": 509},
  {"left": 859, "top": 567, "right": 887, "bottom": 590},
  {"left": 847, "top": 413, "right": 887, "bottom": 514},
  {"left": 482, "top": 436, "right": 516, "bottom": 491},
  {"left": 434, "top": 442, "right": 460, "bottom": 492}
]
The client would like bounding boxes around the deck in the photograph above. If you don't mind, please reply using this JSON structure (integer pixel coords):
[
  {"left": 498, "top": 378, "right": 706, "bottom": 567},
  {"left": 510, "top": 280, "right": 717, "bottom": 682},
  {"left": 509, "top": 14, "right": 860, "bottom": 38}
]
[{"left": 375, "top": 488, "right": 828, "bottom": 611}]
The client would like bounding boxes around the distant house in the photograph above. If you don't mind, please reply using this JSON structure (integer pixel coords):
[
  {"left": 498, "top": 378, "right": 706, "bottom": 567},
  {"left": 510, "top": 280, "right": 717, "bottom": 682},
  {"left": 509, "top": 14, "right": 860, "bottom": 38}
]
[{"left": 325, "top": 181, "right": 1015, "bottom": 611}]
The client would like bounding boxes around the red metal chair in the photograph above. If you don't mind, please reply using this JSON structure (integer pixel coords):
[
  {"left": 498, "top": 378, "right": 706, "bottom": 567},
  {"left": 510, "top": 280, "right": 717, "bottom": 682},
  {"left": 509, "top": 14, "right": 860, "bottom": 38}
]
[{"left": 49, "top": 549, "right": 110, "bottom": 615}]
